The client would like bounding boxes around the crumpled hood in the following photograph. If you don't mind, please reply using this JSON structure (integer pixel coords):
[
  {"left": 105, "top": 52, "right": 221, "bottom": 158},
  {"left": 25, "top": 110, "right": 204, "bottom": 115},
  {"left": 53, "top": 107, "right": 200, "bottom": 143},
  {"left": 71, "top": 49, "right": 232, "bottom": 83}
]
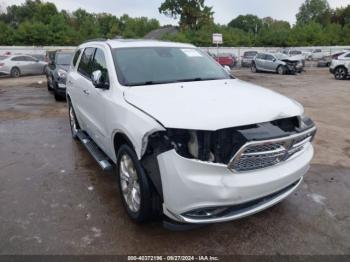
[
  {"left": 56, "top": 64, "right": 70, "bottom": 71},
  {"left": 285, "top": 55, "right": 304, "bottom": 62},
  {"left": 124, "top": 79, "right": 303, "bottom": 130}
]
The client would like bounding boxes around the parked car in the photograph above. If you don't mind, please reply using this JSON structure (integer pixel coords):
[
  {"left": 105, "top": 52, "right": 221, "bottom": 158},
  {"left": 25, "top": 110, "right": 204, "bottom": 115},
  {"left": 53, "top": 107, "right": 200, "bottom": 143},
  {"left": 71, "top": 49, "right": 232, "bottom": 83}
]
[
  {"left": 46, "top": 51, "right": 74, "bottom": 101},
  {"left": 215, "top": 53, "right": 236, "bottom": 68},
  {"left": 305, "top": 49, "right": 326, "bottom": 60},
  {"left": 252, "top": 52, "right": 304, "bottom": 75},
  {"left": 329, "top": 52, "right": 350, "bottom": 80},
  {"left": 241, "top": 51, "right": 258, "bottom": 67},
  {"left": 282, "top": 49, "right": 306, "bottom": 66},
  {"left": 317, "top": 52, "right": 345, "bottom": 68},
  {"left": 0, "top": 55, "right": 47, "bottom": 78},
  {"left": 66, "top": 39, "right": 316, "bottom": 228}
]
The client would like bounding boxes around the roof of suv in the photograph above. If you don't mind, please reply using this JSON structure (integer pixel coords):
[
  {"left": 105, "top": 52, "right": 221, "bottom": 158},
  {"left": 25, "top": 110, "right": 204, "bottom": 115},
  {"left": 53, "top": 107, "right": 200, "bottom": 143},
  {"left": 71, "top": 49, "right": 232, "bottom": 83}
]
[{"left": 80, "top": 39, "right": 195, "bottom": 49}]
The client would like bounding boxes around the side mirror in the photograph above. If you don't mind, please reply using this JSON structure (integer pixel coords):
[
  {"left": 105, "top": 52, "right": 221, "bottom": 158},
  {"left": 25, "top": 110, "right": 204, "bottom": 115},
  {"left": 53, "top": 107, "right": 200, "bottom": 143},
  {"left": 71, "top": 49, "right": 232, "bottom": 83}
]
[
  {"left": 91, "top": 70, "right": 109, "bottom": 89},
  {"left": 273, "top": 58, "right": 276, "bottom": 62},
  {"left": 223, "top": 65, "right": 231, "bottom": 74}
]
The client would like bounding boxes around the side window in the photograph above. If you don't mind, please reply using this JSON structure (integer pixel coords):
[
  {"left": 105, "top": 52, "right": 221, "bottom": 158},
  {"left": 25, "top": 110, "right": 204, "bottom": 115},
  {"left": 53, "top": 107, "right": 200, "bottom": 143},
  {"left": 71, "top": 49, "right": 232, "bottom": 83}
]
[
  {"left": 25, "top": 56, "right": 36, "bottom": 62},
  {"left": 345, "top": 53, "right": 350, "bottom": 58},
  {"left": 91, "top": 48, "right": 109, "bottom": 83},
  {"left": 78, "top": 47, "right": 95, "bottom": 78},
  {"left": 256, "top": 54, "right": 265, "bottom": 59},
  {"left": 72, "top": 49, "right": 82, "bottom": 67},
  {"left": 265, "top": 55, "right": 275, "bottom": 61},
  {"left": 11, "top": 56, "right": 26, "bottom": 61}
]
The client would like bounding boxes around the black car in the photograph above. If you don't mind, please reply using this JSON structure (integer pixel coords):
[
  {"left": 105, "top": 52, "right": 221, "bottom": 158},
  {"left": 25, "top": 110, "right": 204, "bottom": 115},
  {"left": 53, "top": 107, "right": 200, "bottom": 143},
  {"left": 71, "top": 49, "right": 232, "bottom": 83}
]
[{"left": 46, "top": 51, "right": 74, "bottom": 101}]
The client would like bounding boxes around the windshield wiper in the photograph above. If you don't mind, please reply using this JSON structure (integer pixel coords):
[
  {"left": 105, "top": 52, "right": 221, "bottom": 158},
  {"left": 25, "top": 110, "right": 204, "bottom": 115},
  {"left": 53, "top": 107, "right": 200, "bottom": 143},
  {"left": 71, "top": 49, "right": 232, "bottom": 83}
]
[{"left": 125, "top": 77, "right": 227, "bottom": 86}]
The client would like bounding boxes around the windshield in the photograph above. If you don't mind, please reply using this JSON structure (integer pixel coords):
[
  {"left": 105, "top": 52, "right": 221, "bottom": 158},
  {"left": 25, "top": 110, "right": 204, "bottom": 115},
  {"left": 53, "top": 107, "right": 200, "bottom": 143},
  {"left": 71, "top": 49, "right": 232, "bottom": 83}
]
[
  {"left": 112, "top": 47, "right": 231, "bottom": 86},
  {"left": 244, "top": 51, "right": 257, "bottom": 57},
  {"left": 290, "top": 51, "right": 302, "bottom": 55},
  {"left": 56, "top": 53, "right": 73, "bottom": 65},
  {"left": 275, "top": 53, "right": 289, "bottom": 60}
]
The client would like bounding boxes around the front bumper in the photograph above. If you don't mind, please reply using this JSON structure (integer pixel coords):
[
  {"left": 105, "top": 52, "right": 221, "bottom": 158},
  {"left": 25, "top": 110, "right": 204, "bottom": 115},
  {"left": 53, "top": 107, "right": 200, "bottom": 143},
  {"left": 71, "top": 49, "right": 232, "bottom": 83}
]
[
  {"left": 329, "top": 68, "right": 334, "bottom": 74},
  {"left": 157, "top": 144, "right": 313, "bottom": 224}
]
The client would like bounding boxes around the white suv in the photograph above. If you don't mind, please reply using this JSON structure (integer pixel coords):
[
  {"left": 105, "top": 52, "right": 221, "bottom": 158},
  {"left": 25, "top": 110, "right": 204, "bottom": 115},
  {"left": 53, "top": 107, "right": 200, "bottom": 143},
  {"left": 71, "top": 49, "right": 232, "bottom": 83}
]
[
  {"left": 330, "top": 52, "right": 350, "bottom": 80},
  {"left": 66, "top": 39, "right": 316, "bottom": 228}
]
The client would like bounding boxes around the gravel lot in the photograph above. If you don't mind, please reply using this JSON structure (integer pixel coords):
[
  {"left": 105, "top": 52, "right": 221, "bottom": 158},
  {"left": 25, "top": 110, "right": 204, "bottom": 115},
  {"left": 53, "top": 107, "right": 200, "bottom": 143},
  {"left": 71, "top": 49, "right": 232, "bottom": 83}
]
[{"left": 0, "top": 69, "right": 349, "bottom": 255}]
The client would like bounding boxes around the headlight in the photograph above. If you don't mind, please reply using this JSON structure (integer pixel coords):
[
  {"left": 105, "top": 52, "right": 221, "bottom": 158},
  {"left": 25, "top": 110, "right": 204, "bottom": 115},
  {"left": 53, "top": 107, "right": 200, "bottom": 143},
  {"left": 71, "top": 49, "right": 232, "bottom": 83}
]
[
  {"left": 57, "top": 69, "right": 67, "bottom": 78},
  {"left": 145, "top": 128, "right": 246, "bottom": 165},
  {"left": 298, "top": 114, "right": 314, "bottom": 129}
]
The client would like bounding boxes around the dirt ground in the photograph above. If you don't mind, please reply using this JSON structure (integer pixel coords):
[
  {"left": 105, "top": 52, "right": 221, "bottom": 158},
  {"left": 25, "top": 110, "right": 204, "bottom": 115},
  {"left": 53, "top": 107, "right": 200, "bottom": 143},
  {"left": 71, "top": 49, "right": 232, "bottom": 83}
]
[{"left": 0, "top": 69, "right": 349, "bottom": 255}]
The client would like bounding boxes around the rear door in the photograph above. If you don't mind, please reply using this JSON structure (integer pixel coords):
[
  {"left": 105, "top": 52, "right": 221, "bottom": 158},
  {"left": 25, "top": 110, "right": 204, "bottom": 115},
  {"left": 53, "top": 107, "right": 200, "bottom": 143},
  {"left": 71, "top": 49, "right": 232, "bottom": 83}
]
[
  {"left": 12, "top": 56, "right": 30, "bottom": 75},
  {"left": 74, "top": 47, "right": 96, "bottom": 133},
  {"left": 255, "top": 54, "right": 266, "bottom": 70},
  {"left": 86, "top": 47, "right": 111, "bottom": 151}
]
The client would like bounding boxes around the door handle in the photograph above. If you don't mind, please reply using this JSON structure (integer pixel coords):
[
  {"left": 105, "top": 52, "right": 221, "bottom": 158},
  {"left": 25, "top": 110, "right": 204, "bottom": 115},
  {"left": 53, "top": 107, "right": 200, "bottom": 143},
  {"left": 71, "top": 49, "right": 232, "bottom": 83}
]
[
  {"left": 83, "top": 89, "right": 90, "bottom": 95},
  {"left": 67, "top": 80, "right": 73, "bottom": 84}
]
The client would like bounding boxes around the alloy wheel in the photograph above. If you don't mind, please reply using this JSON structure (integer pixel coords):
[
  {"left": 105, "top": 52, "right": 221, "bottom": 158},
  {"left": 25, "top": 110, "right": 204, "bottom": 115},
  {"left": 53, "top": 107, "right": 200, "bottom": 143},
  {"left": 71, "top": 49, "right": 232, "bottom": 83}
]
[
  {"left": 119, "top": 154, "right": 141, "bottom": 213},
  {"left": 335, "top": 68, "right": 346, "bottom": 80}
]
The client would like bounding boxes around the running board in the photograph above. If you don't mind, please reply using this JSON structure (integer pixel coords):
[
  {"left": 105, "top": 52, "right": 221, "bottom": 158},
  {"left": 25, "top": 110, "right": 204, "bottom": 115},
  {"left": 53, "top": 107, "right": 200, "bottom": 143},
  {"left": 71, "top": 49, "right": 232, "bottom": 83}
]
[{"left": 77, "top": 131, "right": 113, "bottom": 171}]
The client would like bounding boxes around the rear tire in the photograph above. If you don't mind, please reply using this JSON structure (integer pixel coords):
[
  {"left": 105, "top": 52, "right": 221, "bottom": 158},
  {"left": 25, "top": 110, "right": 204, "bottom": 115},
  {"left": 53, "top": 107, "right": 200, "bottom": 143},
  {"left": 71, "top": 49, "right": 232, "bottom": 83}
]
[
  {"left": 334, "top": 67, "right": 347, "bottom": 80},
  {"left": 251, "top": 63, "right": 258, "bottom": 73},
  {"left": 116, "top": 144, "right": 155, "bottom": 223},
  {"left": 68, "top": 101, "right": 79, "bottom": 140},
  {"left": 10, "top": 67, "right": 20, "bottom": 78}
]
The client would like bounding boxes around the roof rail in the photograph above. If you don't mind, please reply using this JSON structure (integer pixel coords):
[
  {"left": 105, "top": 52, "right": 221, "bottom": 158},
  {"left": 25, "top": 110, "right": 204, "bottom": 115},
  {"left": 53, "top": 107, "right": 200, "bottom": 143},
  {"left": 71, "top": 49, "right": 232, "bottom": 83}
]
[{"left": 82, "top": 38, "right": 107, "bottom": 44}]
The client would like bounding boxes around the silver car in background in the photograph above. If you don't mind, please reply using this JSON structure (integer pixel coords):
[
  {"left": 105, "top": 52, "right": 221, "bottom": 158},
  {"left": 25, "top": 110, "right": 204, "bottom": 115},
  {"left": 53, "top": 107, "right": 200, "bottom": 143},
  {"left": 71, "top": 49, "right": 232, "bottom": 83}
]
[
  {"left": 251, "top": 53, "right": 304, "bottom": 75},
  {"left": 0, "top": 55, "right": 47, "bottom": 78}
]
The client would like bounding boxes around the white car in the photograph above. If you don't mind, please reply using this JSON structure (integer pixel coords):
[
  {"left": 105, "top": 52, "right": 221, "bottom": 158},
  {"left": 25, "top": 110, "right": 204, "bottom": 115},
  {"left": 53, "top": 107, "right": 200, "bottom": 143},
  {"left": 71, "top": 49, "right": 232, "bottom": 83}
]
[
  {"left": 330, "top": 52, "right": 350, "bottom": 80},
  {"left": 66, "top": 39, "right": 316, "bottom": 228},
  {"left": 0, "top": 54, "right": 47, "bottom": 77}
]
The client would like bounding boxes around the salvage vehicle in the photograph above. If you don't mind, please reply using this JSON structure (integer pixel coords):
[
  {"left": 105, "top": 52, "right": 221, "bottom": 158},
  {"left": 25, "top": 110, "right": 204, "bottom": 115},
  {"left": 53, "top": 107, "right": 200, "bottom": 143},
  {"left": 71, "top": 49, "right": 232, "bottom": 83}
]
[
  {"left": 252, "top": 52, "right": 304, "bottom": 75},
  {"left": 215, "top": 53, "right": 236, "bottom": 68},
  {"left": 66, "top": 39, "right": 316, "bottom": 228},
  {"left": 0, "top": 55, "right": 47, "bottom": 78},
  {"left": 46, "top": 51, "right": 74, "bottom": 101},
  {"left": 329, "top": 52, "right": 350, "bottom": 80},
  {"left": 241, "top": 51, "right": 258, "bottom": 67}
]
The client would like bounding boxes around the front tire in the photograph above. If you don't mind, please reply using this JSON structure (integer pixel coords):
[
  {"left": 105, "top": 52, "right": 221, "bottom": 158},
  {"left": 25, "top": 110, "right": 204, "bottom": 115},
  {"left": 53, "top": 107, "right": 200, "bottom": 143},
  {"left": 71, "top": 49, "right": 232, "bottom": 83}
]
[
  {"left": 334, "top": 67, "right": 347, "bottom": 80},
  {"left": 117, "top": 144, "right": 154, "bottom": 223},
  {"left": 10, "top": 67, "right": 20, "bottom": 78},
  {"left": 277, "top": 65, "right": 286, "bottom": 75}
]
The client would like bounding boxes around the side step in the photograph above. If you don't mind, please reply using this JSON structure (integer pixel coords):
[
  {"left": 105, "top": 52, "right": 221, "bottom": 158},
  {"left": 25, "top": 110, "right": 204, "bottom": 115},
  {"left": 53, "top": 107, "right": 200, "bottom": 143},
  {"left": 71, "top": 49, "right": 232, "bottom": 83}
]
[{"left": 77, "top": 131, "right": 113, "bottom": 171}]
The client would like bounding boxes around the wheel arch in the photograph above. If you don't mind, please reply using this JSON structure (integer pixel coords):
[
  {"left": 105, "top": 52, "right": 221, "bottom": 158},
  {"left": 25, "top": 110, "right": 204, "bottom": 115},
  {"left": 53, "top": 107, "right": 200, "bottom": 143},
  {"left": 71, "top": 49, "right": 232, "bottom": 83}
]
[
  {"left": 334, "top": 65, "right": 348, "bottom": 72},
  {"left": 113, "top": 131, "right": 136, "bottom": 157},
  {"left": 11, "top": 66, "right": 21, "bottom": 74}
]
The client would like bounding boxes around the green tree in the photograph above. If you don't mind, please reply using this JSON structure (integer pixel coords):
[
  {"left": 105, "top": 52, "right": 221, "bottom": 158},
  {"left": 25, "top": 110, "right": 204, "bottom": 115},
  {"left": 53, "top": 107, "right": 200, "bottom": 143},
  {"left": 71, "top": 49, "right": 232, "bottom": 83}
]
[
  {"left": 296, "top": 0, "right": 331, "bottom": 26},
  {"left": 159, "top": 0, "right": 214, "bottom": 30},
  {"left": 228, "top": 15, "right": 262, "bottom": 33}
]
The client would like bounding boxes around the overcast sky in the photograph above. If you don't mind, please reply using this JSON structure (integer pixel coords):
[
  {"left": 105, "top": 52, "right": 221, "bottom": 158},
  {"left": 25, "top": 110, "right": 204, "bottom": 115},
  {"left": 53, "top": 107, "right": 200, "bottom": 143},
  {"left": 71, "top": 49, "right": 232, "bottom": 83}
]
[{"left": 2, "top": 0, "right": 350, "bottom": 25}]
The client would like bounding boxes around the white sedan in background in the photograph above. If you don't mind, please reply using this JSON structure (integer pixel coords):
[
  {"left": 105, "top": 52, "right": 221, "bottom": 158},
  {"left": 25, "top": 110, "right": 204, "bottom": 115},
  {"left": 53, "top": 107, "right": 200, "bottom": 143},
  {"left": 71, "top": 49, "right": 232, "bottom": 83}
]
[{"left": 0, "top": 55, "right": 47, "bottom": 78}]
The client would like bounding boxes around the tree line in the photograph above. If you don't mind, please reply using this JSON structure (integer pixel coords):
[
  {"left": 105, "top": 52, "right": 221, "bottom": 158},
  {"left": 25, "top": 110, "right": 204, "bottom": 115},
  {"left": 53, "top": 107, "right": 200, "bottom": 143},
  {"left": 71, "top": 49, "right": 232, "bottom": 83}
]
[
  {"left": 0, "top": 0, "right": 349, "bottom": 47},
  {"left": 0, "top": 0, "right": 160, "bottom": 45},
  {"left": 160, "top": 0, "right": 350, "bottom": 46}
]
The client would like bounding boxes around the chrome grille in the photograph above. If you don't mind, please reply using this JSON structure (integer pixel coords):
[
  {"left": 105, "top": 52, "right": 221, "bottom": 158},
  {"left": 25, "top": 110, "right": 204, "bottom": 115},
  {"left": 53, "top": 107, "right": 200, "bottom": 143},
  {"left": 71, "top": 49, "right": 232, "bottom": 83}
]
[{"left": 228, "top": 127, "right": 316, "bottom": 172}]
